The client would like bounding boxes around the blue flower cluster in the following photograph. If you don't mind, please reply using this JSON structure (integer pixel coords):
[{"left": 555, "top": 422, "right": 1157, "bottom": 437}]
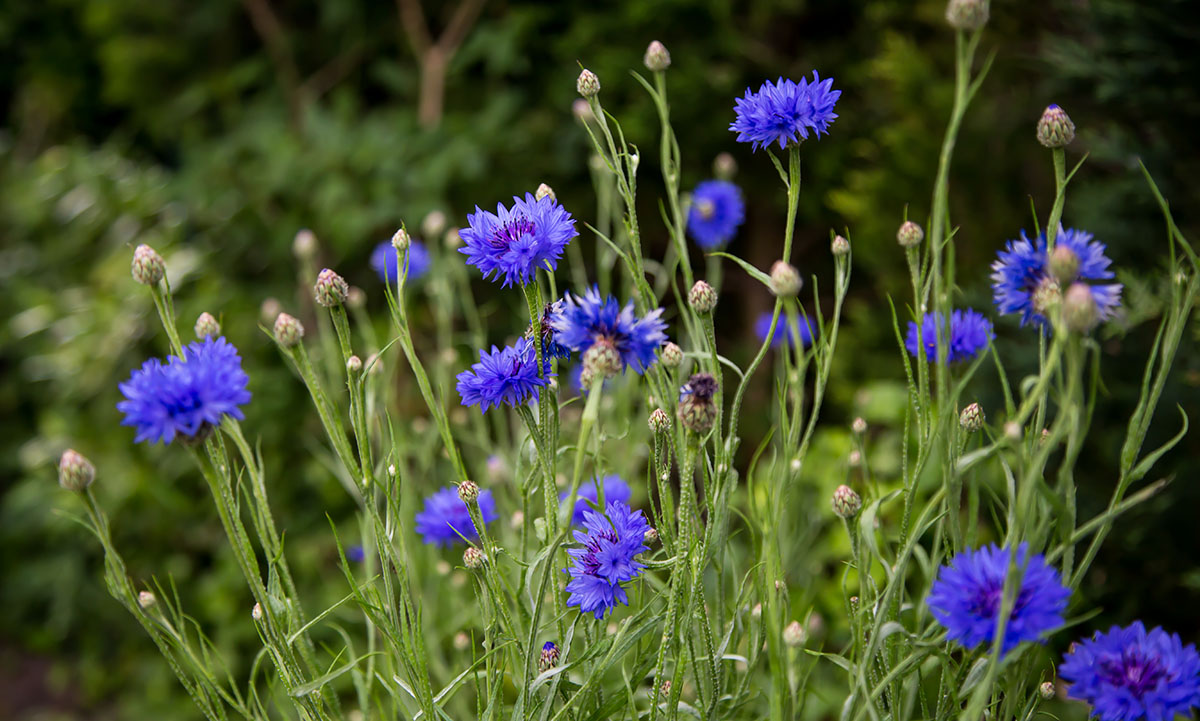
[
  {"left": 991, "top": 226, "right": 1122, "bottom": 327},
  {"left": 565, "top": 500, "right": 650, "bottom": 619},
  {"left": 755, "top": 312, "right": 815, "bottom": 349},
  {"left": 927, "top": 543, "right": 1069, "bottom": 655},
  {"left": 456, "top": 337, "right": 547, "bottom": 413},
  {"left": 459, "top": 193, "right": 578, "bottom": 287},
  {"left": 730, "top": 72, "right": 841, "bottom": 150},
  {"left": 1061, "top": 621, "right": 1200, "bottom": 721},
  {"left": 117, "top": 337, "right": 252, "bottom": 444},
  {"left": 415, "top": 486, "right": 498, "bottom": 547},
  {"left": 687, "top": 180, "right": 745, "bottom": 249},
  {"left": 372, "top": 239, "right": 431, "bottom": 283},
  {"left": 560, "top": 475, "right": 632, "bottom": 526},
  {"left": 904, "top": 309, "right": 994, "bottom": 363},
  {"left": 550, "top": 287, "right": 667, "bottom": 375}
]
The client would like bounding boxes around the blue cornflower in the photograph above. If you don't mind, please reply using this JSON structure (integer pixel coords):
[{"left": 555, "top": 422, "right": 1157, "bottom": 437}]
[
  {"left": 927, "top": 543, "right": 1070, "bottom": 655},
  {"left": 459, "top": 193, "right": 578, "bottom": 287},
  {"left": 560, "top": 475, "right": 633, "bottom": 526},
  {"left": 687, "top": 180, "right": 745, "bottom": 249},
  {"left": 991, "top": 226, "right": 1122, "bottom": 327},
  {"left": 755, "top": 312, "right": 815, "bottom": 349},
  {"left": 346, "top": 545, "right": 365, "bottom": 563},
  {"left": 550, "top": 287, "right": 667, "bottom": 375},
  {"left": 905, "top": 309, "right": 994, "bottom": 363},
  {"left": 456, "top": 338, "right": 547, "bottom": 413},
  {"left": 1060, "top": 621, "right": 1200, "bottom": 721},
  {"left": 371, "top": 239, "right": 431, "bottom": 283},
  {"left": 414, "top": 486, "right": 498, "bottom": 547},
  {"left": 730, "top": 72, "right": 841, "bottom": 151},
  {"left": 118, "top": 337, "right": 252, "bottom": 444},
  {"left": 565, "top": 500, "right": 651, "bottom": 620},
  {"left": 530, "top": 300, "right": 572, "bottom": 361}
]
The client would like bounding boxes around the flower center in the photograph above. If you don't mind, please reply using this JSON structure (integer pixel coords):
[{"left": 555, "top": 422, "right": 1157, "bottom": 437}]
[
  {"left": 490, "top": 215, "right": 536, "bottom": 250},
  {"left": 696, "top": 200, "right": 715, "bottom": 220},
  {"left": 1099, "top": 652, "right": 1166, "bottom": 697}
]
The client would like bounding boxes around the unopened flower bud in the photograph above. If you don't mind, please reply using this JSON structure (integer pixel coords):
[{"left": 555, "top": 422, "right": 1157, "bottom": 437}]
[
  {"left": 644, "top": 527, "right": 659, "bottom": 545},
  {"left": 422, "top": 211, "right": 446, "bottom": 240},
  {"left": 346, "top": 286, "right": 366, "bottom": 309},
  {"left": 314, "top": 268, "right": 348, "bottom": 307},
  {"left": 688, "top": 280, "right": 718, "bottom": 314},
  {"left": 194, "top": 312, "right": 220, "bottom": 339},
  {"left": 260, "top": 297, "right": 282, "bottom": 326},
  {"left": 535, "top": 183, "right": 556, "bottom": 202},
  {"left": 678, "top": 372, "right": 718, "bottom": 434},
  {"left": 783, "top": 620, "right": 806, "bottom": 647},
  {"left": 273, "top": 313, "right": 304, "bottom": 348},
  {"left": 58, "top": 449, "right": 95, "bottom": 492},
  {"left": 463, "top": 546, "right": 485, "bottom": 570},
  {"left": 1064, "top": 283, "right": 1099, "bottom": 332},
  {"left": 539, "top": 641, "right": 560, "bottom": 672},
  {"left": 713, "top": 152, "right": 737, "bottom": 181},
  {"left": 643, "top": 40, "right": 671, "bottom": 72},
  {"left": 444, "top": 228, "right": 462, "bottom": 249},
  {"left": 1037, "top": 105, "right": 1076, "bottom": 149},
  {"left": 959, "top": 402, "right": 985, "bottom": 432},
  {"left": 346, "top": 355, "right": 363, "bottom": 376},
  {"left": 131, "top": 244, "right": 165, "bottom": 285},
  {"left": 945, "top": 0, "right": 989, "bottom": 30},
  {"left": 750, "top": 603, "right": 763, "bottom": 619},
  {"left": 831, "top": 235, "right": 850, "bottom": 256},
  {"left": 458, "top": 480, "right": 480, "bottom": 504},
  {"left": 660, "top": 342, "right": 683, "bottom": 368},
  {"left": 572, "top": 98, "right": 594, "bottom": 122},
  {"left": 293, "top": 228, "right": 317, "bottom": 259},
  {"left": 1039, "top": 681, "right": 1055, "bottom": 700},
  {"left": 832, "top": 484, "right": 862, "bottom": 519},
  {"left": 852, "top": 417, "right": 867, "bottom": 435},
  {"left": 453, "top": 631, "right": 470, "bottom": 651},
  {"left": 897, "top": 221, "right": 924, "bottom": 248},
  {"left": 1032, "top": 277, "right": 1063, "bottom": 316},
  {"left": 583, "top": 339, "right": 622, "bottom": 380},
  {"left": 1004, "top": 421, "right": 1022, "bottom": 441},
  {"left": 252, "top": 602, "right": 263, "bottom": 620},
  {"left": 576, "top": 69, "right": 600, "bottom": 98},
  {"left": 848, "top": 450, "right": 862, "bottom": 468},
  {"left": 1049, "top": 245, "right": 1081, "bottom": 285},
  {"left": 770, "top": 261, "right": 802, "bottom": 297},
  {"left": 138, "top": 591, "right": 157, "bottom": 609},
  {"left": 648, "top": 408, "right": 671, "bottom": 435}
]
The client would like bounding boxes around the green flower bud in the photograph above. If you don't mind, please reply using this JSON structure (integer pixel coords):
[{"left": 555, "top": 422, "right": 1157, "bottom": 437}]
[
  {"left": 131, "top": 244, "right": 165, "bottom": 286},
  {"left": 832, "top": 484, "right": 862, "bottom": 519},
  {"left": 194, "top": 312, "right": 220, "bottom": 339},
  {"left": 688, "top": 280, "right": 718, "bottom": 314},
  {"left": 576, "top": 69, "right": 600, "bottom": 98},
  {"left": 769, "top": 261, "right": 803, "bottom": 298},
  {"left": 643, "top": 40, "right": 671, "bottom": 72},
  {"left": 1037, "top": 105, "right": 1076, "bottom": 148},
  {"left": 273, "top": 312, "right": 304, "bottom": 348},
  {"left": 58, "top": 449, "right": 95, "bottom": 492},
  {"left": 314, "top": 268, "right": 349, "bottom": 307},
  {"left": 897, "top": 221, "right": 924, "bottom": 248}
]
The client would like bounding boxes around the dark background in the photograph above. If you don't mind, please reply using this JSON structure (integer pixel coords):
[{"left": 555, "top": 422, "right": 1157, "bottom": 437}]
[{"left": 2, "top": 0, "right": 1198, "bottom": 717}]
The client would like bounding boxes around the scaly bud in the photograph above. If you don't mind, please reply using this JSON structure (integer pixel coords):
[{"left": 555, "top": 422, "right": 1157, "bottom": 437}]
[
  {"left": 769, "top": 261, "right": 803, "bottom": 298},
  {"left": 643, "top": 40, "right": 671, "bottom": 72},
  {"left": 832, "top": 484, "right": 862, "bottom": 519},
  {"left": 1039, "top": 682, "right": 1055, "bottom": 700},
  {"left": 273, "top": 312, "right": 304, "bottom": 348},
  {"left": 678, "top": 373, "right": 718, "bottom": 434},
  {"left": 252, "top": 602, "right": 263, "bottom": 620},
  {"left": 314, "top": 268, "right": 349, "bottom": 307},
  {"left": 1048, "top": 244, "right": 1080, "bottom": 285},
  {"left": 831, "top": 234, "right": 850, "bottom": 257},
  {"left": 58, "top": 449, "right": 95, "bottom": 492},
  {"left": 660, "top": 342, "right": 683, "bottom": 368},
  {"left": 463, "top": 546, "right": 485, "bottom": 570},
  {"left": 576, "top": 69, "right": 600, "bottom": 98},
  {"left": 535, "top": 183, "right": 556, "bottom": 202},
  {"left": 644, "top": 527, "right": 659, "bottom": 545},
  {"left": 539, "top": 641, "right": 560, "bottom": 672},
  {"left": 458, "top": 480, "right": 480, "bottom": 505},
  {"left": 346, "top": 355, "right": 363, "bottom": 376},
  {"left": 583, "top": 339, "right": 622, "bottom": 379},
  {"left": 897, "top": 221, "right": 924, "bottom": 248},
  {"left": 131, "top": 244, "right": 165, "bottom": 286},
  {"left": 959, "top": 402, "right": 985, "bottom": 432},
  {"left": 688, "top": 280, "right": 718, "bottom": 314},
  {"left": 783, "top": 620, "right": 807, "bottom": 647},
  {"left": 945, "top": 0, "right": 989, "bottom": 30},
  {"left": 138, "top": 591, "right": 157, "bottom": 609},
  {"left": 391, "top": 227, "right": 411, "bottom": 252},
  {"left": 1037, "top": 105, "right": 1076, "bottom": 148},
  {"left": 194, "top": 312, "right": 220, "bottom": 339},
  {"left": 1032, "top": 277, "right": 1063, "bottom": 316},
  {"left": 851, "top": 417, "right": 868, "bottom": 435},
  {"left": 648, "top": 408, "right": 671, "bottom": 435},
  {"left": 1063, "top": 282, "right": 1099, "bottom": 332}
]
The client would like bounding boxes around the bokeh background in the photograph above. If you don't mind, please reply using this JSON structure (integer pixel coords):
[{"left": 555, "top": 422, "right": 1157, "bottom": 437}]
[{"left": 3, "top": 0, "right": 1198, "bottom": 718}]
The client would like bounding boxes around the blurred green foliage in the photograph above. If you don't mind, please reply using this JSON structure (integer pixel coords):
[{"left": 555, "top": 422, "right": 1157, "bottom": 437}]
[{"left": 3, "top": 0, "right": 1198, "bottom": 717}]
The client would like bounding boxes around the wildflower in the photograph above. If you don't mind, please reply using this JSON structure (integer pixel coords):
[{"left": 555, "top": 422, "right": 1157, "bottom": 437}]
[
  {"left": 678, "top": 372, "right": 718, "bottom": 434},
  {"left": 535, "top": 183, "right": 556, "bottom": 202},
  {"left": 131, "top": 244, "right": 165, "bottom": 285},
  {"left": 1063, "top": 283, "right": 1099, "bottom": 333},
  {"left": 659, "top": 342, "right": 683, "bottom": 368},
  {"left": 415, "top": 486, "right": 498, "bottom": 547},
  {"left": 991, "top": 226, "right": 1121, "bottom": 327},
  {"left": 273, "top": 313, "right": 304, "bottom": 348},
  {"left": 463, "top": 547, "right": 485, "bottom": 569},
  {"left": 945, "top": 0, "right": 989, "bottom": 31},
  {"left": 755, "top": 312, "right": 815, "bottom": 349},
  {"left": 564, "top": 500, "right": 651, "bottom": 619},
  {"left": 561, "top": 475, "right": 633, "bottom": 526},
  {"left": 118, "top": 337, "right": 251, "bottom": 444},
  {"left": 730, "top": 72, "right": 841, "bottom": 151},
  {"left": 551, "top": 287, "right": 667, "bottom": 375},
  {"left": 346, "top": 355, "right": 363, "bottom": 376},
  {"left": 346, "top": 545, "right": 365, "bottom": 563},
  {"left": 527, "top": 300, "right": 572, "bottom": 361},
  {"left": 960, "top": 402, "right": 985, "bottom": 432},
  {"left": 458, "top": 480, "right": 480, "bottom": 504},
  {"left": 851, "top": 417, "right": 867, "bottom": 435},
  {"left": 1039, "top": 681, "right": 1056, "bottom": 700},
  {"left": 577, "top": 69, "right": 600, "bottom": 97},
  {"left": 831, "top": 235, "right": 850, "bottom": 257},
  {"left": 459, "top": 193, "right": 578, "bottom": 287},
  {"left": 1060, "top": 622, "right": 1200, "bottom": 721},
  {"left": 686, "top": 180, "right": 745, "bottom": 249},
  {"left": 770, "top": 261, "right": 802, "bottom": 297},
  {"left": 539, "top": 641, "right": 560, "bottom": 672},
  {"left": 897, "top": 220, "right": 924, "bottom": 248},
  {"left": 194, "top": 312, "right": 220, "bottom": 339},
  {"left": 371, "top": 238, "right": 431, "bottom": 283},
  {"left": 688, "top": 280, "right": 718, "bottom": 314},
  {"left": 927, "top": 543, "right": 1070, "bottom": 654},
  {"left": 314, "top": 268, "right": 349, "bottom": 307},
  {"left": 905, "top": 309, "right": 994, "bottom": 363},
  {"left": 138, "top": 591, "right": 157, "bottom": 609},
  {"left": 58, "top": 449, "right": 95, "bottom": 492},
  {"left": 648, "top": 408, "right": 671, "bottom": 435},
  {"left": 832, "top": 485, "right": 861, "bottom": 519},
  {"left": 1037, "top": 105, "right": 1076, "bottom": 149},
  {"left": 455, "top": 338, "right": 547, "bottom": 413},
  {"left": 643, "top": 40, "right": 671, "bottom": 72},
  {"left": 783, "top": 621, "right": 807, "bottom": 647}
]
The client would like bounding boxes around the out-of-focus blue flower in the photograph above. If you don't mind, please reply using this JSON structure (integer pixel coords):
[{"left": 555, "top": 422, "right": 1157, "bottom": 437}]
[
  {"left": 565, "top": 500, "right": 651, "bottom": 619},
  {"left": 687, "top": 180, "right": 745, "bottom": 249},
  {"left": 927, "top": 543, "right": 1069, "bottom": 655},
  {"left": 755, "top": 312, "right": 815, "bottom": 349},
  {"left": 991, "top": 226, "right": 1122, "bottom": 327},
  {"left": 551, "top": 287, "right": 667, "bottom": 375},
  {"left": 371, "top": 239, "right": 431, "bottom": 283},
  {"left": 415, "top": 486, "right": 498, "bottom": 547},
  {"left": 118, "top": 337, "right": 251, "bottom": 444},
  {"left": 905, "top": 309, "right": 994, "bottom": 363},
  {"left": 560, "top": 475, "right": 632, "bottom": 526},
  {"left": 456, "top": 338, "right": 547, "bottom": 413},
  {"left": 459, "top": 193, "right": 578, "bottom": 287},
  {"left": 346, "top": 545, "right": 365, "bottom": 563},
  {"left": 730, "top": 72, "right": 841, "bottom": 151},
  {"left": 1060, "top": 621, "right": 1200, "bottom": 721}
]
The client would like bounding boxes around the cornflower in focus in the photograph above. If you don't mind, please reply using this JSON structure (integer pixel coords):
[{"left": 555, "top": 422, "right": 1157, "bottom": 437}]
[
  {"left": 565, "top": 501, "right": 651, "bottom": 619},
  {"left": 904, "top": 309, "right": 993, "bottom": 363},
  {"left": 686, "top": 180, "right": 745, "bottom": 249},
  {"left": 456, "top": 338, "right": 547, "bottom": 413},
  {"left": 551, "top": 287, "right": 667, "bottom": 375},
  {"left": 730, "top": 72, "right": 841, "bottom": 150},
  {"left": 415, "top": 486, "right": 498, "bottom": 547},
  {"left": 459, "top": 193, "right": 578, "bottom": 287}
]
